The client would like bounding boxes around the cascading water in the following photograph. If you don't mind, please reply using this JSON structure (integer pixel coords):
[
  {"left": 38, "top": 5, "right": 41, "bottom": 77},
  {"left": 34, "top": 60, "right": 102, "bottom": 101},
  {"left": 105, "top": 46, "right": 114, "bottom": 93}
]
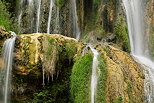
[
  {"left": 47, "top": 0, "right": 54, "bottom": 34},
  {"left": 122, "top": 0, "right": 154, "bottom": 102},
  {"left": 36, "top": 0, "right": 42, "bottom": 33},
  {"left": 0, "top": 32, "right": 16, "bottom": 103},
  {"left": 89, "top": 45, "right": 99, "bottom": 103},
  {"left": 70, "top": 0, "right": 80, "bottom": 40}
]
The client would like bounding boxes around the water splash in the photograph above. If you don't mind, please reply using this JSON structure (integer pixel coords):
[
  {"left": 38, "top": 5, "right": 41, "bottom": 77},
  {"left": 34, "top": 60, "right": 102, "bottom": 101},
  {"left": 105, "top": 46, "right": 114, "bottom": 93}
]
[
  {"left": 47, "top": 0, "right": 54, "bottom": 34},
  {"left": 0, "top": 32, "right": 16, "bottom": 103},
  {"left": 89, "top": 45, "right": 99, "bottom": 103},
  {"left": 122, "top": 0, "right": 154, "bottom": 102},
  {"left": 70, "top": 0, "right": 80, "bottom": 40}
]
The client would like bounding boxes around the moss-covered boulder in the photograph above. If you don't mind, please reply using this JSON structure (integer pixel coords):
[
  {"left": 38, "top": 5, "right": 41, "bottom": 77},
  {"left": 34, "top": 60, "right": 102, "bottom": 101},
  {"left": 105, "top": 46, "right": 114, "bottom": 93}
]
[
  {"left": 9, "top": 33, "right": 144, "bottom": 102},
  {"left": 12, "top": 33, "right": 84, "bottom": 101},
  {"left": 71, "top": 43, "right": 144, "bottom": 103}
]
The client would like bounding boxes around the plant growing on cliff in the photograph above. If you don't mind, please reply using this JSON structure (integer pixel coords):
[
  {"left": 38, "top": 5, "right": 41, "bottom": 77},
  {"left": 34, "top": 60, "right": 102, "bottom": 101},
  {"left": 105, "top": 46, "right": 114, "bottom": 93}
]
[
  {"left": 114, "top": 16, "right": 130, "bottom": 52},
  {"left": 0, "top": 0, "right": 14, "bottom": 31},
  {"left": 55, "top": 0, "right": 64, "bottom": 9},
  {"left": 70, "top": 54, "right": 93, "bottom": 103}
]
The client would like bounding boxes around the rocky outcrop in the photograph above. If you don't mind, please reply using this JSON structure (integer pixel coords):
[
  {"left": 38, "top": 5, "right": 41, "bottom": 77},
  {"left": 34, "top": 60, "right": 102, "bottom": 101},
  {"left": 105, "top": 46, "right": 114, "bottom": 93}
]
[
  {"left": 12, "top": 33, "right": 84, "bottom": 101},
  {"left": 0, "top": 32, "right": 144, "bottom": 102},
  {"left": 96, "top": 43, "right": 144, "bottom": 103},
  {"left": 71, "top": 42, "right": 144, "bottom": 103}
]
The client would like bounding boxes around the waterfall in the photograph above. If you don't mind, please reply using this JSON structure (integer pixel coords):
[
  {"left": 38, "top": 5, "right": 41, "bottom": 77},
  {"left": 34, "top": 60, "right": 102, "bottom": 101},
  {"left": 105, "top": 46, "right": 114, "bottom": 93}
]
[
  {"left": 47, "top": 0, "right": 54, "bottom": 34},
  {"left": 0, "top": 32, "right": 16, "bottom": 103},
  {"left": 70, "top": 0, "right": 81, "bottom": 40},
  {"left": 89, "top": 45, "right": 99, "bottom": 103},
  {"left": 122, "top": 0, "right": 154, "bottom": 102},
  {"left": 36, "top": 0, "right": 42, "bottom": 33}
]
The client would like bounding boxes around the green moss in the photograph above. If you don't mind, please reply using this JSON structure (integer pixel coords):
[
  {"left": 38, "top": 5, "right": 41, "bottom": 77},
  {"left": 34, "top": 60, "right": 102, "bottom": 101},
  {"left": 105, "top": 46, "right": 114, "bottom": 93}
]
[
  {"left": 127, "top": 83, "right": 132, "bottom": 93},
  {"left": 96, "top": 54, "right": 107, "bottom": 103},
  {"left": 55, "top": 0, "right": 64, "bottom": 9},
  {"left": 65, "top": 42, "right": 77, "bottom": 60},
  {"left": 93, "top": 0, "right": 102, "bottom": 6},
  {"left": 70, "top": 54, "right": 93, "bottom": 103},
  {"left": 114, "top": 16, "right": 130, "bottom": 52},
  {"left": 113, "top": 96, "right": 123, "bottom": 103}
]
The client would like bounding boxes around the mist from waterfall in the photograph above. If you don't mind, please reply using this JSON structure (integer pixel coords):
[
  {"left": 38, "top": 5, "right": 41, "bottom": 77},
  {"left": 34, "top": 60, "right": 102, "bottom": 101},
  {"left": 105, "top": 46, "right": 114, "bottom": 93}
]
[
  {"left": 0, "top": 32, "right": 16, "bottom": 103},
  {"left": 122, "top": 0, "right": 154, "bottom": 102},
  {"left": 70, "top": 0, "right": 81, "bottom": 40}
]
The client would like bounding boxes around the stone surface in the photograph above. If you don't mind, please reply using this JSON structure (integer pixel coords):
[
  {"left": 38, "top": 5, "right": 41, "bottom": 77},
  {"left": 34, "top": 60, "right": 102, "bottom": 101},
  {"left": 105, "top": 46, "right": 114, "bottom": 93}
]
[{"left": 96, "top": 43, "right": 144, "bottom": 103}]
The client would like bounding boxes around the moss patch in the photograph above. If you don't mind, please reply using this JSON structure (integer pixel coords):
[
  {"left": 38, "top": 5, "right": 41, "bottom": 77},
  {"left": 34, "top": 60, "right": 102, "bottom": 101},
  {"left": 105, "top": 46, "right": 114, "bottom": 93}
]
[
  {"left": 70, "top": 54, "right": 93, "bottom": 103},
  {"left": 96, "top": 54, "right": 107, "bottom": 103}
]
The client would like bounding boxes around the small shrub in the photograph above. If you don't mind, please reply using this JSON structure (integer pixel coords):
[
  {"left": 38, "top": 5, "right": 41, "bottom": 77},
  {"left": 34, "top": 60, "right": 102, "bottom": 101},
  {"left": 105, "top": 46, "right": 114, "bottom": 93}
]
[
  {"left": 0, "top": 0, "right": 15, "bottom": 31},
  {"left": 114, "top": 16, "right": 130, "bottom": 52}
]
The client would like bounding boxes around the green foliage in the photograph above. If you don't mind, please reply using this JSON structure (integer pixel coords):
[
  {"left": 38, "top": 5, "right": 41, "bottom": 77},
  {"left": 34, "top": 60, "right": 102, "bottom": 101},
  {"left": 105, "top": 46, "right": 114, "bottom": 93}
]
[
  {"left": 114, "top": 16, "right": 130, "bottom": 52},
  {"left": 127, "top": 83, "right": 132, "bottom": 93},
  {"left": 93, "top": 0, "right": 102, "bottom": 6},
  {"left": 96, "top": 54, "right": 107, "bottom": 103},
  {"left": 55, "top": 0, "right": 64, "bottom": 9},
  {"left": 24, "top": 83, "right": 67, "bottom": 103},
  {"left": 70, "top": 54, "right": 93, "bottom": 103},
  {"left": 65, "top": 42, "right": 77, "bottom": 60},
  {"left": 113, "top": 96, "right": 123, "bottom": 103},
  {"left": 0, "top": 0, "right": 15, "bottom": 31}
]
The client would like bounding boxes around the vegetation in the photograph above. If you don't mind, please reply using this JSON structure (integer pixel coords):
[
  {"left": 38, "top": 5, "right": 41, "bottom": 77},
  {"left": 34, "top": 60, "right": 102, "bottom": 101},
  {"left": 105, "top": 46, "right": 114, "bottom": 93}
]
[
  {"left": 25, "top": 83, "right": 69, "bottom": 103},
  {"left": 96, "top": 54, "right": 107, "bottom": 103},
  {"left": 70, "top": 54, "right": 93, "bottom": 103},
  {"left": 113, "top": 96, "right": 123, "bottom": 103},
  {"left": 55, "top": 0, "right": 65, "bottom": 9},
  {"left": 0, "top": 0, "right": 15, "bottom": 31},
  {"left": 114, "top": 16, "right": 130, "bottom": 52}
]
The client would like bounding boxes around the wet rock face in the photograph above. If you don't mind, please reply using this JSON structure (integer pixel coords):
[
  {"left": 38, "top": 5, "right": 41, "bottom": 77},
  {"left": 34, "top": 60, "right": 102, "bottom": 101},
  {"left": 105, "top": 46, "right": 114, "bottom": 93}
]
[{"left": 96, "top": 44, "right": 144, "bottom": 103}]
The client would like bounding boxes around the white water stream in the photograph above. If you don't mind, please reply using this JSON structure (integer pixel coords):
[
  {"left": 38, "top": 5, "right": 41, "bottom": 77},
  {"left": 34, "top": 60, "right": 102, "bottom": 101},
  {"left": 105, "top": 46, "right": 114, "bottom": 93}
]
[
  {"left": 0, "top": 32, "right": 16, "bottom": 103},
  {"left": 47, "top": 0, "right": 54, "bottom": 34},
  {"left": 70, "top": 0, "right": 80, "bottom": 40},
  {"left": 89, "top": 45, "right": 99, "bottom": 103}
]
